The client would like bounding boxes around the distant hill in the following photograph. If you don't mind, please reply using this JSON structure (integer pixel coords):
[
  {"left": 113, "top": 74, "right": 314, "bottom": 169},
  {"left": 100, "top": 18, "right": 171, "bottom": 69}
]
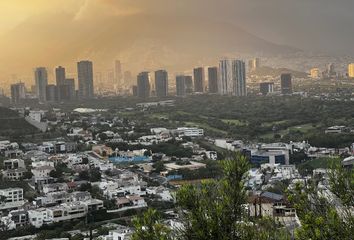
[
  {"left": 0, "top": 12, "right": 300, "bottom": 81},
  {"left": 0, "top": 107, "right": 38, "bottom": 137},
  {"left": 252, "top": 66, "right": 308, "bottom": 78}
]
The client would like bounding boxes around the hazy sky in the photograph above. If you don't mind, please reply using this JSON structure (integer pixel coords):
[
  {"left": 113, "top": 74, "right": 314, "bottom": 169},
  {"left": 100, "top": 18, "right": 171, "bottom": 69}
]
[
  {"left": 0, "top": 0, "right": 353, "bottom": 86},
  {"left": 1, "top": 0, "right": 353, "bottom": 51}
]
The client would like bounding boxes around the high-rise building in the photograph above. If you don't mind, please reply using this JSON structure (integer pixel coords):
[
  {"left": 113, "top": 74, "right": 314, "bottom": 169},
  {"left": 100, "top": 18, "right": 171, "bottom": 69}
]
[
  {"left": 219, "top": 59, "right": 246, "bottom": 96},
  {"left": 176, "top": 75, "right": 186, "bottom": 97},
  {"left": 55, "top": 66, "right": 66, "bottom": 86},
  {"left": 115, "top": 60, "right": 123, "bottom": 86},
  {"left": 348, "top": 63, "right": 354, "bottom": 78},
  {"left": 137, "top": 72, "right": 151, "bottom": 98},
  {"left": 55, "top": 66, "right": 66, "bottom": 101},
  {"left": 46, "top": 84, "right": 58, "bottom": 102},
  {"left": 259, "top": 82, "right": 274, "bottom": 96},
  {"left": 281, "top": 73, "right": 292, "bottom": 94},
  {"left": 35, "top": 67, "right": 48, "bottom": 102},
  {"left": 10, "top": 82, "right": 26, "bottom": 104},
  {"left": 155, "top": 70, "right": 168, "bottom": 98},
  {"left": 185, "top": 76, "right": 193, "bottom": 94},
  {"left": 249, "top": 58, "right": 261, "bottom": 72},
  {"left": 193, "top": 67, "right": 205, "bottom": 92},
  {"left": 77, "top": 60, "right": 94, "bottom": 99},
  {"left": 232, "top": 60, "right": 247, "bottom": 96},
  {"left": 65, "top": 78, "right": 76, "bottom": 101},
  {"left": 219, "top": 59, "right": 232, "bottom": 95},
  {"left": 208, "top": 67, "right": 218, "bottom": 93},
  {"left": 310, "top": 68, "right": 321, "bottom": 79}
]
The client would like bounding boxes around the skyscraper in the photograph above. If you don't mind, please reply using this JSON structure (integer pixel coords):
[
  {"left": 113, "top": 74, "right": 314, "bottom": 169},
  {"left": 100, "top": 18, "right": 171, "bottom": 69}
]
[
  {"left": 115, "top": 60, "right": 123, "bottom": 86},
  {"left": 77, "top": 60, "right": 94, "bottom": 99},
  {"left": 55, "top": 66, "right": 66, "bottom": 101},
  {"left": 219, "top": 59, "right": 232, "bottom": 95},
  {"left": 46, "top": 84, "right": 58, "bottom": 102},
  {"left": 185, "top": 76, "right": 193, "bottom": 94},
  {"left": 232, "top": 60, "right": 247, "bottom": 96},
  {"left": 65, "top": 78, "right": 76, "bottom": 101},
  {"left": 137, "top": 72, "right": 151, "bottom": 98},
  {"left": 281, "top": 73, "right": 292, "bottom": 94},
  {"left": 193, "top": 67, "right": 205, "bottom": 92},
  {"left": 348, "top": 63, "right": 354, "bottom": 78},
  {"left": 10, "top": 82, "right": 26, "bottom": 104},
  {"left": 208, "top": 67, "right": 218, "bottom": 93},
  {"left": 155, "top": 70, "right": 168, "bottom": 98},
  {"left": 176, "top": 75, "right": 186, "bottom": 97},
  {"left": 219, "top": 59, "right": 246, "bottom": 96},
  {"left": 55, "top": 66, "right": 66, "bottom": 86},
  {"left": 35, "top": 67, "right": 48, "bottom": 102},
  {"left": 249, "top": 58, "right": 261, "bottom": 71}
]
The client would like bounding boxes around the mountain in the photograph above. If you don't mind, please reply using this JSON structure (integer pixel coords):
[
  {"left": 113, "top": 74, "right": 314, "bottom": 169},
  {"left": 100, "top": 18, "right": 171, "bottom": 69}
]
[{"left": 0, "top": 12, "right": 299, "bottom": 84}]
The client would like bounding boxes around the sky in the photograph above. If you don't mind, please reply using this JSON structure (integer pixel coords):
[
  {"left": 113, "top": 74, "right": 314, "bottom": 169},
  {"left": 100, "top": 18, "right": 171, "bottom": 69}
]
[{"left": 0, "top": 0, "right": 354, "bottom": 86}]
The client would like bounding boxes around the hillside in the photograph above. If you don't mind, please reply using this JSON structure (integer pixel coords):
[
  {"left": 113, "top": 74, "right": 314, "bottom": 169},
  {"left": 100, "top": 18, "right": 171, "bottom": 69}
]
[
  {"left": 0, "top": 12, "right": 299, "bottom": 82},
  {"left": 0, "top": 107, "right": 38, "bottom": 137},
  {"left": 252, "top": 66, "right": 308, "bottom": 78}
]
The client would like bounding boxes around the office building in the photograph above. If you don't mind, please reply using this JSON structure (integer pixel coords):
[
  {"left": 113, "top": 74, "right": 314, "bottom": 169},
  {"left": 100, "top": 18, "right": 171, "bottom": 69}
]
[
  {"left": 348, "top": 63, "right": 354, "bottom": 78},
  {"left": 259, "top": 82, "right": 274, "bottom": 96},
  {"left": 10, "top": 83, "right": 26, "bottom": 104},
  {"left": 46, "top": 85, "right": 58, "bottom": 102},
  {"left": 193, "top": 67, "right": 205, "bottom": 92},
  {"left": 208, "top": 67, "right": 218, "bottom": 93},
  {"left": 281, "top": 73, "right": 292, "bottom": 94},
  {"left": 77, "top": 60, "right": 94, "bottom": 99},
  {"left": 137, "top": 72, "right": 151, "bottom": 98},
  {"left": 55, "top": 66, "right": 66, "bottom": 101},
  {"left": 115, "top": 60, "right": 123, "bottom": 86},
  {"left": 55, "top": 66, "right": 66, "bottom": 86},
  {"left": 155, "top": 70, "right": 168, "bottom": 98},
  {"left": 310, "top": 68, "right": 321, "bottom": 79},
  {"left": 66, "top": 78, "right": 76, "bottom": 100},
  {"left": 176, "top": 75, "right": 186, "bottom": 97},
  {"left": 35, "top": 67, "right": 48, "bottom": 102},
  {"left": 185, "top": 76, "right": 193, "bottom": 94}
]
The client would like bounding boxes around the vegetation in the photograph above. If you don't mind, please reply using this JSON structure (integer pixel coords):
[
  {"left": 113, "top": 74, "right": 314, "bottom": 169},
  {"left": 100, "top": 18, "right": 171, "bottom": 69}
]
[
  {"left": 287, "top": 160, "right": 354, "bottom": 239},
  {"left": 133, "top": 154, "right": 291, "bottom": 239}
]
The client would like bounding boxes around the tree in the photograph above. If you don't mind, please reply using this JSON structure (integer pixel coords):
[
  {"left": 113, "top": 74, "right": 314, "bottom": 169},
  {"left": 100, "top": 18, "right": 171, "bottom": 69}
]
[
  {"left": 175, "top": 153, "right": 290, "bottom": 240},
  {"left": 131, "top": 208, "right": 171, "bottom": 240},
  {"left": 328, "top": 160, "right": 354, "bottom": 206},
  {"left": 89, "top": 168, "right": 101, "bottom": 182},
  {"left": 49, "top": 169, "right": 62, "bottom": 179},
  {"left": 152, "top": 161, "right": 165, "bottom": 173},
  {"left": 286, "top": 159, "right": 354, "bottom": 240}
]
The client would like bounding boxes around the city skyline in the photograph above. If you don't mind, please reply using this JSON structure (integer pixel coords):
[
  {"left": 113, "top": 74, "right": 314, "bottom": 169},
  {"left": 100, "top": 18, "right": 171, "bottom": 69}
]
[{"left": 1, "top": 0, "right": 354, "bottom": 89}]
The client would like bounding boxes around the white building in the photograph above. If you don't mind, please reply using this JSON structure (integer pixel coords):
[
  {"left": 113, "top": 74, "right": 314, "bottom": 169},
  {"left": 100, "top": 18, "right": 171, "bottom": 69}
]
[
  {"left": 28, "top": 110, "right": 45, "bottom": 123},
  {"left": 176, "top": 127, "right": 204, "bottom": 137},
  {"left": 31, "top": 166, "right": 55, "bottom": 178},
  {"left": 219, "top": 59, "right": 247, "bottom": 96},
  {"left": 0, "top": 188, "right": 25, "bottom": 211},
  {"left": 28, "top": 208, "right": 52, "bottom": 228}
]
